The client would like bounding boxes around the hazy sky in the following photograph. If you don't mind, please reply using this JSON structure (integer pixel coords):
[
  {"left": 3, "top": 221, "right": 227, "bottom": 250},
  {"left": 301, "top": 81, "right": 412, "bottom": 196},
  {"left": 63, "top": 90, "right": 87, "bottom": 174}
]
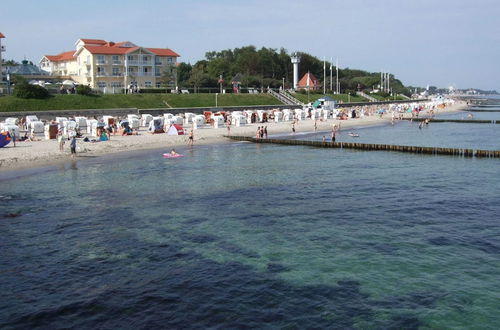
[{"left": 2, "top": 0, "right": 499, "bottom": 91}]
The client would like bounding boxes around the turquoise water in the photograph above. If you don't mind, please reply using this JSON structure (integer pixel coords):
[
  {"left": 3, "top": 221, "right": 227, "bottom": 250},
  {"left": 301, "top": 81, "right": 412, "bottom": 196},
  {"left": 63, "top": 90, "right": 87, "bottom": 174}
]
[{"left": 1, "top": 105, "right": 500, "bottom": 328}]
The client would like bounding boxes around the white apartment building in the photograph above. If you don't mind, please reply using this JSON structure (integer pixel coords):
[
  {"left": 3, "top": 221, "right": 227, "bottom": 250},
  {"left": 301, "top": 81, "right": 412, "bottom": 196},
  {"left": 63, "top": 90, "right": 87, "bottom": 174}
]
[{"left": 40, "top": 38, "right": 180, "bottom": 92}]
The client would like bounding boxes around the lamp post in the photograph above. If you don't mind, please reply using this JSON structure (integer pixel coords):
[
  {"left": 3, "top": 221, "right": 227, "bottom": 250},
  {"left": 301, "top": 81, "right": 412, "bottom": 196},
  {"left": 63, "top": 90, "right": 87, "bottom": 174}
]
[
  {"left": 215, "top": 93, "right": 218, "bottom": 107},
  {"left": 282, "top": 77, "right": 285, "bottom": 91}
]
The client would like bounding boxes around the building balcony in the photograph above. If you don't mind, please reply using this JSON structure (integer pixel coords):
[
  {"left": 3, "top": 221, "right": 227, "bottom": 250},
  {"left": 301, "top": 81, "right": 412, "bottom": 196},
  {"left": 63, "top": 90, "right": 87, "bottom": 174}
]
[
  {"left": 96, "top": 60, "right": 108, "bottom": 65},
  {"left": 96, "top": 72, "right": 108, "bottom": 77}
]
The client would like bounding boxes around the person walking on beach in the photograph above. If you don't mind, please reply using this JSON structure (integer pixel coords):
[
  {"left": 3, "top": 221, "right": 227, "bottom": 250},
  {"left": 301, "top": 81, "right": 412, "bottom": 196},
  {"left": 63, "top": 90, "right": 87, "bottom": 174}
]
[
  {"left": 331, "top": 130, "right": 336, "bottom": 142},
  {"left": 256, "top": 126, "right": 261, "bottom": 139},
  {"left": 188, "top": 129, "right": 194, "bottom": 146},
  {"left": 70, "top": 136, "right": 77, "bottom": 157},
  {"left": 292, "top": 122, "right": 296, "bottom": 134},
  {"left": 264, "top": 126, "right": 268, "bottom": 138},
  {"left": 226, "top": 120, "right": 231, "bottom": 136}
]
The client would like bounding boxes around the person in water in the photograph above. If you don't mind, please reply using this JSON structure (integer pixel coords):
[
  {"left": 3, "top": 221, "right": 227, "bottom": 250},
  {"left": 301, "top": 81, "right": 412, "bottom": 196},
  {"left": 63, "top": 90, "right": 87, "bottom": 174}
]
[{"left": 170, "top": 149, "right": 178, "bottom": 156}]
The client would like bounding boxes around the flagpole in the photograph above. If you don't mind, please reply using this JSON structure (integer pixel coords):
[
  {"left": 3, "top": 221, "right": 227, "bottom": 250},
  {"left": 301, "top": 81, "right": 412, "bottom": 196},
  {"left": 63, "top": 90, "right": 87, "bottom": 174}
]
[
  {"left": 330, "top": 57, "right": 333, "bottom": 92},
  {"left": 336, "top": 58, "right": 339, "bottom": 94},
  {"left": 323, "top": 57, "right": 326, "bottom": 94}
]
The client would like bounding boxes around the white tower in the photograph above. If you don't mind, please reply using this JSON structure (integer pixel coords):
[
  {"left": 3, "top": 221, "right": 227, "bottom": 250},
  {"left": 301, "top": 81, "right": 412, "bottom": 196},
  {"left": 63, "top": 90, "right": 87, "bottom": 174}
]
[{"left": 291, "top": 52, "right": 301, "bottom": 90}]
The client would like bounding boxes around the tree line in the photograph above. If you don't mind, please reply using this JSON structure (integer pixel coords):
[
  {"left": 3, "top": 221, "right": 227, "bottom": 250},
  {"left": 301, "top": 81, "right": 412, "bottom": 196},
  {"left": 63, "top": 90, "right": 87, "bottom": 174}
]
[{"left": 166, "top": 45, "right": 411, "bottom": 95}]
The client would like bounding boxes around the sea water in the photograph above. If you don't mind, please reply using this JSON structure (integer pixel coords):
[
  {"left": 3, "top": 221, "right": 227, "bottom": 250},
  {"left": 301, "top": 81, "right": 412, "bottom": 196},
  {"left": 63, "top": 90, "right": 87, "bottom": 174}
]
[{"left": 1, "top": 105, "right": 500, "bottom": 329}]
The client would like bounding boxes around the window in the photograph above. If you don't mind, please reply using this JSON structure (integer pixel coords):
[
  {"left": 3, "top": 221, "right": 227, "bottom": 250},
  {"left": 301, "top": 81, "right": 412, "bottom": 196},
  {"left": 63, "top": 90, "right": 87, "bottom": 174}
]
[
  {"left": 167, "top": 57, "right": 173, "bottom": 63},
  {"left": 144, "top": 67, "right": 149, "bottom": 73},
  {"left": 112, "top": 68, "right": 120, "bottom": 76},
  {"left": 97, "top": 55, "right": 105, "bottom": 64},
  {"left": 155, "top": 82, "right": 161, "bottom": 88},
  {"left": 143, "top": 55, "right": 149, "bottom": 62},
  {"left": 97, "top": 81, "right": 107, "bottom": 88},
  {"left": 155, "top": 68, "right": 161, "bottom": 76},
  {"left": 145, "top": 81, "right": 152, "bottom": 87},
  {"left": 111, "top": 82, "right": 122, "bottom": 87}
]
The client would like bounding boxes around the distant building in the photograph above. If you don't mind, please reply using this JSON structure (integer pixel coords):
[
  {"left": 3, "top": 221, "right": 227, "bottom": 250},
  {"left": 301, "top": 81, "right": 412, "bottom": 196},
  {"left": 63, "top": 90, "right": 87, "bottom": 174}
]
[
  {"left": 297, "top": 72, "right": 320, "bottom": 91},
  {"left": 8, "top": 60, "right": 50, "bottom": 78},
  {"left": 39, "top": 38, "right": 180, "bottom": 92}
]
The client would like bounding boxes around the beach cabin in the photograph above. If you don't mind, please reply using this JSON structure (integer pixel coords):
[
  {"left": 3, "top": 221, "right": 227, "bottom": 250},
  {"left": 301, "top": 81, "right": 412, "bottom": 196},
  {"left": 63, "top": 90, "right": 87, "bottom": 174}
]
[
  {"left": 5, "top": 118, "right": 19, "bottom": 126},
  {"left": 166, "top": 124, "right": 184, "bottom": 135},
  {"left": 30, "top": 121, "right": 44, "bottom": 134},
  {"left": 311, "top": 110, "right": 321, "bottom": 120},
  {"left": 232, "top": 114, "right": 246, "bottom": 127},
  {"left": 148, "top": 118, "right": 164, "bottom": 133},
  {"left": 56, "top": 117, "right": 68, "bottom": 129},
  {"left": 192, "top": 115, "right": 205, "bottom": 129},
  {"left": 283, "top": 109, "right": 294, "bottom": 121},
  {"left": 129, "top": 118, "right": 140, "bottom": 130},
  {"left": 274, "top": 111, "right": 283, "bottom": 123},
  {"left": 294, "top": 109, "right": 305, "bottom": 121},
  {"left": 141, "top": 114, "right": 153, "bottom": 127},
  {"left": 44, "top": 124, "right": 58, "bottom": 140},
  {"left": 213, "top": 116, "right": 225, "bottom": 128},
  {"left": 64, "top": 120, "right": 77, "bottom": 137},
  {"left": 184, "top": 113, "right": 195, "bottom": 125},
  {"left": 26, "top": 115, "right": 39, "bottom": 128},
  {"left": 102, "top": 116, "right": 115, "bottom": 127},
  {"left": 75, "top": 116, "right": 87, "bottom": 129},
  {"left": 86, "top": 119, "right": 98, "bottom": 134}
]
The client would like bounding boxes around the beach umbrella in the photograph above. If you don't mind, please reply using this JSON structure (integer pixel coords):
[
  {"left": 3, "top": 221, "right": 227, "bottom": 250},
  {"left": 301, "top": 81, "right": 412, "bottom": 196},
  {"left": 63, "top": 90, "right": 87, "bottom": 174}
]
[{"left": 378, "top": 108, "right": 386, "bottom": 114}]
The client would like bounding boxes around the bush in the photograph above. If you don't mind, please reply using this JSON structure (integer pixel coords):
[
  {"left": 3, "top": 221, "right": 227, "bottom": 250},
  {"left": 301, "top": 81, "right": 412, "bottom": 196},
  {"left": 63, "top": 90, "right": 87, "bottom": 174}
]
[
  {"left": 13, "top": 82, "right": 50, "bottom": 99},
  {"left": 76, "top": 85, "right": 93, "bottom": 95}
]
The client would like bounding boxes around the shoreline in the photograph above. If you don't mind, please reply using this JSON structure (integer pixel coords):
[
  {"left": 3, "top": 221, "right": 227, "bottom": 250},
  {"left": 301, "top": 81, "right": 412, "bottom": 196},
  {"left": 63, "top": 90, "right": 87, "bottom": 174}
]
[{"left": 0, "top": 102, "right": 467, "bottom": 174}]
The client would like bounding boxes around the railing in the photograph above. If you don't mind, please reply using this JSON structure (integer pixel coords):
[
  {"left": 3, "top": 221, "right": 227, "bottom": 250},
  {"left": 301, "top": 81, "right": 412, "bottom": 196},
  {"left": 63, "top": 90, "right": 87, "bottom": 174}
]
[
  {"left": 96, "top": 60, "right": 107, "bottom": 65},
  {"left": 268, "top": 89, "right": 299, "bottom": 105},
  {"left": 279, "top": 90, "right": 304, "bottom": 105},
  {"left": 111, "top": 73, "right": 123, "bottom": 76},
  {"left": 356, "top": 91, "right": 378, "bottom": 102},
  {"left": 154, "top": 62, "right": 163, "bottom": 65},
  {"left": 112, "top": 60, "right": 122, "bottom": 65},
  {"left": 96, "top": 72, "right": 108, "bottom": 77}
]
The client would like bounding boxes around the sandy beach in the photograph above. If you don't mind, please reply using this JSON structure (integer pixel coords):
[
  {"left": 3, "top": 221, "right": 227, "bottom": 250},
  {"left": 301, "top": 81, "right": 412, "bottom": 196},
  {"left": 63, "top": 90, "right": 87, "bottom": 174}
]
[{"left": 0, "top": 101, "right": 467, "bottom": 172}]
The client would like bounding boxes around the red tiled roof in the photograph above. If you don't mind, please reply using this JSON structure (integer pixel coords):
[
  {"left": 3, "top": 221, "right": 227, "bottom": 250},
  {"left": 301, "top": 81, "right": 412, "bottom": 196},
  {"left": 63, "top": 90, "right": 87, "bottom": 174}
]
[
  {"left": 297, "top": 72, "right": 320, "bottom": 87},
  {"left": 147, "top": 48, "right": 180, "bottom": 57},
  {"left": 44, "top": 50, "right": 75, "bottom": 62},
  {"left": 0, "top": 32, "right": 5, "bottom": 38},
  {"left": 80, "top": 38, "right": 106, "bottom": 45},
  {"left": 83, "top": 45, "right": 141, "bottom": 55}
]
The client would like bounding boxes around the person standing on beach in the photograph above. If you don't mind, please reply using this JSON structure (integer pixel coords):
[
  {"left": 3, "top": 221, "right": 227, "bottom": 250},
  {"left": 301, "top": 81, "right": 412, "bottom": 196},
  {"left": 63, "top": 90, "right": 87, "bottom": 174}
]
[
  {"left": 188, "top": 129, "right": 194, "bottom": 146},
  {"left": 292, "top": 122, "right": 296, "bottom": 134},
  {"left": 57, "top": 129, "right": 65, "bottom": 152},
  {"left": 264, "top": 126, "right": 268, "bottom": 138},
  {"left": 70, "top": 136, "right": 77, "bottom": 157},
  {"left": 256, "top": 126, "right": 261, "bottom": 139},
  {"left": 331, "top": 130, "right": 336, "bottom": 142}
]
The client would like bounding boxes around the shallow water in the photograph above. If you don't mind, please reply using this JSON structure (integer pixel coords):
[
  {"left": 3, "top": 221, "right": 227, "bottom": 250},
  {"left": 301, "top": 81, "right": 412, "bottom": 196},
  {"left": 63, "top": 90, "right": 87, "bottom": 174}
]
[{"left": 1, "top": 105, "right": 500, "bottom": 329}]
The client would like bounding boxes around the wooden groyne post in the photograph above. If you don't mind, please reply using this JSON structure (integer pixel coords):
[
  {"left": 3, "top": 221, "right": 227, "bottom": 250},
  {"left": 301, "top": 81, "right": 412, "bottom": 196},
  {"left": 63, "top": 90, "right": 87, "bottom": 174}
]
[{"left": 225, "top": 136, "right": 500, "bottom": 158}]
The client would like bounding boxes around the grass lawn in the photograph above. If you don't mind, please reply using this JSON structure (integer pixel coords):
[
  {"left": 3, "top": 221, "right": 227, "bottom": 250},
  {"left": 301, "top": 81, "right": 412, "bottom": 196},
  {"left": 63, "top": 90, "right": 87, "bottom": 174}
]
[
  {"left": 292, "top": 92, "right": 368, "bottom": 104},
  {"left": 0, "top": 93, "right": 282, "bottom": 112}
]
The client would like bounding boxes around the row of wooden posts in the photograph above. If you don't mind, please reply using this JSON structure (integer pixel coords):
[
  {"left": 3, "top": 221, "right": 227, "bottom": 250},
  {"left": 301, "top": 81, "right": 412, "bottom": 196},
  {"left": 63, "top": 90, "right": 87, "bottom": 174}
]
[
  {"left": 402, "top": 118, "right": 499, "bottom": 124},
  {"left": 226, "top": 136, "right": 500, "bottom": 158}
]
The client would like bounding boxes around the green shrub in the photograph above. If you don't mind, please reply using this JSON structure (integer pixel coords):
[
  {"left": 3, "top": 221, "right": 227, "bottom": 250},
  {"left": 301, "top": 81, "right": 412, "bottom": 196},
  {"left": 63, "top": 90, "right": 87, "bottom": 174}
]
[
  {"left": 76, "top": 85, "right": 93, "bottom": 95},
  {"left": 13, "top": 82, "right": 50, "bottom": 99}
]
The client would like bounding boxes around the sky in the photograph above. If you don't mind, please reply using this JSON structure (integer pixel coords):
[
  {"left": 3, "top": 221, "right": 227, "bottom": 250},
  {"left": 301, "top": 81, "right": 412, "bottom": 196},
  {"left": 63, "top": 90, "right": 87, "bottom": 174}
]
[{"left": 2, "top": 0, "right": 499, "bottom": 91}]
